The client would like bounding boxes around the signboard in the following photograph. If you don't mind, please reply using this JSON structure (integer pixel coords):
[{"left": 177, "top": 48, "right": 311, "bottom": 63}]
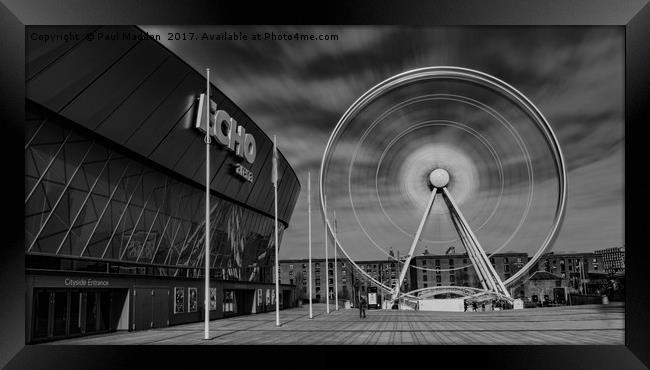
[
  {"left": 195, "top": 93, "right": 257, "bottom": 164},
  {"left": 64, "top": 278, "right": 109, "bottom": 287},
  {"left": 234, "top": 163, "right": 254, "bottom": 182},
  {"left": 367, "top": 286, "right": 378, "bottom": 309}
]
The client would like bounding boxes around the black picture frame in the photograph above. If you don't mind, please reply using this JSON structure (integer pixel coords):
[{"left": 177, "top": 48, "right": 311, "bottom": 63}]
[
  {"left": 174, "top": 287, "right": 185, "bottom": 314},
  {"left": 1, "top": 1, "right": 647, "bottom": 369},
  {"left": 210, "top": 287, "right": 217, "bottom": 311},
  {"left": 188, "top": 287, "right": 197, "bottom": 313}
]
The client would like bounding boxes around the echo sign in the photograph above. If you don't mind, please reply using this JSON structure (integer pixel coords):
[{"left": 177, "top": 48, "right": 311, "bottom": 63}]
[{"left": 195, "top": 93, "right": 257, "bottom": 164}]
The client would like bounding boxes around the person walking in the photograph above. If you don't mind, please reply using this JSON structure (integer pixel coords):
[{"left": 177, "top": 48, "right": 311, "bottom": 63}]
[
  {"left": 359, "top": 295, "right": 367, "bottom": 319},
  {"left": 464, "top": 301, "right": 468, "bottom": 312},
  {"left": 481, "top": 302, "right": 485, "bottom": 312},
  {"left": 472, "top": 301, "right": 477, "bottom": 312}
]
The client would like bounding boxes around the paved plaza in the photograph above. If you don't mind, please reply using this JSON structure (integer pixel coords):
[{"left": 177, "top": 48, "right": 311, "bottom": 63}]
[{"left": 48, "top": 303, "right": 624, "bottom": 345}]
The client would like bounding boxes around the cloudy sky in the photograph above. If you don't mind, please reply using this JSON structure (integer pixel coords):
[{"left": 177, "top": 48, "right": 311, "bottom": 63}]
[{"left": 143, "top": 26, "right": 624, "bottom": 260}]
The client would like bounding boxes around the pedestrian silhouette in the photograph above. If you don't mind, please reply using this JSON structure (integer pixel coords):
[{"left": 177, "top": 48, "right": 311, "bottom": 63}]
[{"left": 359, "top": 296, "right": 367, "bottom": 318}]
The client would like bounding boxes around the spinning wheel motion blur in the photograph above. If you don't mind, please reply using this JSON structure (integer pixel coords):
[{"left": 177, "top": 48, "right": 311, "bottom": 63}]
[{"left": 320, "top": 67, "right": 567, "bottom": 305}]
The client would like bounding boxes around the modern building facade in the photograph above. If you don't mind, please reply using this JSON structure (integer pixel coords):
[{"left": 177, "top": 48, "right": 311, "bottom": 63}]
[{"left": 25, "top": 26, "right": 300, "bottom": 343}]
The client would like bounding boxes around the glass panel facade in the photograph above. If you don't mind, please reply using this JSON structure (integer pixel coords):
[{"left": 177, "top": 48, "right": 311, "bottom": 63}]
[{"left": 25, "top": 107, "right": 282, "bottom": 283}]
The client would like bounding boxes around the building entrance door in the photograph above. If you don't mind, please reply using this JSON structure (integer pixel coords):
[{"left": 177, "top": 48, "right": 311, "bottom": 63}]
[
  {"left": 223, "top": 289, "right": 255, "bottom": 316},
  {"left": 31, "top": 288, "right": 121, "bottom": 343},
  {"left": 133, "top": 288, "right": 169, "bottom": 331},
  {"left": 282, "top": 290, "right": 292, "bottom": 309}
]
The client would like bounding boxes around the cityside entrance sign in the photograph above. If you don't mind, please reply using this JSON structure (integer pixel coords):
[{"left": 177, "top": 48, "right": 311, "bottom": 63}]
[{"left": 195, "top": 93, "right": 257, "bottom": 164}]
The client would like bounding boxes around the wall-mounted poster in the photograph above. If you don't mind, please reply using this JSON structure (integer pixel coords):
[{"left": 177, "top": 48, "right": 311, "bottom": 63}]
[
  {"left": 265, "top": 289, "right": 270, "bottom": 305},
  {"left": 271, "top": 289, "right": 275, "bottom": 304},
  {"left": 174, "top": 287, "right": 185, "bottom": 314},
  {"left": 257, "top": 288, "right": 262, "bottom": 305},
  {"left": 210, "top": 288, "right": 217, "bottom": 310},
  {"left": 188, "top": 287, "right": 197, "bottom": 312}
]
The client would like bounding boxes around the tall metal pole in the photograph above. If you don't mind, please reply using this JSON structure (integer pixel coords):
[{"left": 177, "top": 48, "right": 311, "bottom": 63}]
[
  {"left": 308, "top": 172, "right": 313, "bottom": 319},
  {"left": 274, "top": 135, "right": 280, "bottom": 326},
  {"left": 324, "top": 195, "right": 330, "bottom": 313},
  {"left": 334, "top": 210, "right": 338, "bottom": 311},
  {"left": 204, "top": 68, "right": 211, "bottom": 340}
]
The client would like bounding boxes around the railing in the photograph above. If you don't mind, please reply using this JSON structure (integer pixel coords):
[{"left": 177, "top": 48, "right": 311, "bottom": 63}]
[{"left": 25, "top": 254, "right": 272, "bottom": 283}]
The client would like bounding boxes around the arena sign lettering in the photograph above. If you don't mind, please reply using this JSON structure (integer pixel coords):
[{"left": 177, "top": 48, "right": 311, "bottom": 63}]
[
  {"left": 64, "top": 278, "right": 109, "bottom": 287},
  {"left": 195, "top": 93, "right": 257, "bottom": 164}
]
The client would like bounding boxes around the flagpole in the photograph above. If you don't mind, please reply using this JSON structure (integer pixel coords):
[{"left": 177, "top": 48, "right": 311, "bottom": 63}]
[
  {"left": 308, "top": 172, "right": 313, "bottom": 319},
  {"left": 324, "top": 195, "right": 329, "bottom": 314},
  {"left": 334, "top": 210, "right": 338, "bottom": 311},
  {"left": 204, "top": 68, "right": 211, "bottom": 340},
  {"left": 274, "top": 135, "right": 280, "bottom": 326}
]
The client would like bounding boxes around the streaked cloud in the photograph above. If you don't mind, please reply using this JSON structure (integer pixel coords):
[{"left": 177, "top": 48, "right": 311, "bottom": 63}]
[{"left": 143, "top": 26, "right": 624, "bottom": 260}]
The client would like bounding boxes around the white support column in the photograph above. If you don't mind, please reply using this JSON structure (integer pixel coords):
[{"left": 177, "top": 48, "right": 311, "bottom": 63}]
[
  {"left": 204, "top": 68, "right": 211, "bottom": 340},
  {"left": 392, "top": 187, "right": 438, "bottom": 305},
  {"left": 442, "top": 187, "right": 510, "bottom": 298},
  {"left": 334, "top": 210, "right": 338, "bottom": 311},
  {"left": 274, "top": 135, "right": 280, "bottom": 326},
  {"left": 448, "top": 204, "right": 490, "bottom": 291},
  {"left": 324, "top": 195, "right": 330, "bottom": 314},
  {"left": 308, "top": 172, "right": 313, "bottom": 319},
  {"left": 454, "top": 210, "right": 498, "bottom": 293}
]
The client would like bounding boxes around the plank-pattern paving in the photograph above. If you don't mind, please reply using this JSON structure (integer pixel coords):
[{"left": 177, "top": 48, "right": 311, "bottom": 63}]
[{"left": 47, "top": 303, "right": 624, "bottom": 345}]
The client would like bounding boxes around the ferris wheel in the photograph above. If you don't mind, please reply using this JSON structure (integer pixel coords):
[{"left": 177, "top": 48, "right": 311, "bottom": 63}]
[{"left": 319, "top": 67, "right": 567, "bottom": 306}]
